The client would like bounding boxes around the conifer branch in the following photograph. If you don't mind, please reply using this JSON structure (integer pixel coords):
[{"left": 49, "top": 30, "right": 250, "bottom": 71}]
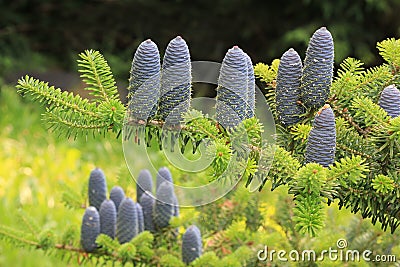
[
  {"left": 0, "top": 225, "right": 39, "bottom": 247},
  {"left": 77, "top": 50, "right": 119, "bottom": 103},
  {"left": 17, "top": 75, "right": 100, "bottom": 118}
]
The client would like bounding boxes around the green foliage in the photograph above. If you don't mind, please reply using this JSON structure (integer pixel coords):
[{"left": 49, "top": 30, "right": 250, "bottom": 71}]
[
  {"left": 351, "top": 96, "right": 389, "bottom": 127},
  {"left": 191, "top": 251, "right": 219, "bottom": 267},
  {"left": 260, "top": 145, "right": 301, "bottom": 190},
  {"left": 2, "top": 83, "right": 400, "bottom": 266},
  {"left": 371, "top": 174, "right": 395, "bottom": 194},
  {"left": 5, "top": 27, "right": 400, "bottom": 266},
  {"left": 377, "top": 38, "right": 400, "bottom": 68},
  {"left": 16, "top": 50, "right": 126, "bottom": 138},
  {"left": 60, "top": 181, "right": 86, "bottom": 209},
  {"left": 291, "top": 163, "right": 326, "bottom": 195},
  {"left": 254, "top": 60, "right": 280, "bottom": 115},
  {"left": 77, "top": 50, "right": 120, "bottom": 104},
  {"left": 159, "top": 254, "right": 185, "bottom": 267},
  {"left": 255, "top": 36, "right": 400, "bottom": 236},
  {"left": 327, "top": 155, "right": 369, "bottom": 186},
  {"left": 293, "top": 194, "right": 325, "bottom": 237},
  {"left": 254, "top": 60, "right": 280, "bottom": 85}
]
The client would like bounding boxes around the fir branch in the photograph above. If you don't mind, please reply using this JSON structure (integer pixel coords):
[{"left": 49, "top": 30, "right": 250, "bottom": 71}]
[
  {"left": 253, "top": 60, "right": 280, "bottom": 86},
  {"left": 60, "top": 181, "right": 87, "bottom": 209},
  {"left": 335, "top": 117, "right": 376, "bottom": 160},
  {"left": 377, "top": 38, "right": 400, "bottom": 68},
  {"left": 17, "top": 70, "right": 125, "bottom": 137},
  {"left": 17, "top": 209, "right": 41, "bottom": 237},
  {"left": 336, "top": 143, "right": 373, "bottom": 159},
  {"left": 330, "top": 101, "right": 368, "bottom": 137},
  {"left": 46, "top": 107, "right": 109, "bottom": 138},
  {"left": 357, "top": 65, "right": 392, "bottom": 102},
  {"left": 293, "top": 194, "right": 325, "bottom": 237},
  {"left": 0, "top": 224, "right": 39, "bottom": 247},
  {"left": 327, "top": 155, "right": 369, "bottom": 184},
  {"left": 289, "top": 163, "right": 326, "bottom": 195},
  {"left": 77, "top": 49, "right": 119, "bottom": 103},
  {"left": 351, "top": 96, "right": 390, "bottom": 127},
  {"left": 254, "top": 60, "right": 279, "bottom": 117},
  {"left": 372, "top": 174, "right": 395, "bottom": 194},
  {"left": 330, "top": 58, "right": 365, "bottom": 103},
  {"left": 290, "top": 124, "right": 312, "bottom": 141},
  {"left": 17, "top": 75, "right": 99, "bottom": 118},
  {"left": 259, "top": 145, "right": 301, "bottom": 191}
]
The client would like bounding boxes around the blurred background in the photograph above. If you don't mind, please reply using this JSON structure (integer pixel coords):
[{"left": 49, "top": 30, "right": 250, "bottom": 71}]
[
  {"left": 1, "top": 1, "right": 400, "bottom": 266},
  {"left": 2, "top": 0, "right": 400, "bottom": 91}
]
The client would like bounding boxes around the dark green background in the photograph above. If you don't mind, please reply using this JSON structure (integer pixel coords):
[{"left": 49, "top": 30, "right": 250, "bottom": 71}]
[{"left": 2, "top": 0, "right": 400, "bottom": 85}]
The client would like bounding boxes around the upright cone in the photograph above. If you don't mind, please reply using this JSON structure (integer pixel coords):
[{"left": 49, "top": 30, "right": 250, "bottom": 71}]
[
  {"left": 378, "top": 84, "right": 400, "bottom": 118},
  {"left": 305, "top": 104, "right": 336, "bottom": 167},
  {"left": 276, "top": 48, "right": 304, "bottom": 126},
  {"left": 157, "top": 36, "right": 191, "bottom": 124},
  {"left": 128, "top": 39, "right": 161, "bottom": 120},
  {"left": 301, "top": 27, "right": 334, "bottom": 108}
]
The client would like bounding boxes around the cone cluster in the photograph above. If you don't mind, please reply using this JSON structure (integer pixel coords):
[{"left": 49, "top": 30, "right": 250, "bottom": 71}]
[
  {"left": 128, "top": 36, "right": 191, "bottom": 124},
  {"left": 129, "top": 36, "right": 256, "bottom": 129},
  {"left": 276, "top": 27, "right": 334, "bottom": 126},
  {"left": 80, "top": 166, "right": 181, "bottom": 252}
]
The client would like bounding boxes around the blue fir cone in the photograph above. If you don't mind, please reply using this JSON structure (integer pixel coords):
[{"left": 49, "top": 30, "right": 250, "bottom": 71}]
[
  {"left": 153, "top": 181, "right": 175, "bottom": 229},
  {"left": 216, "top": 46, "right": 248, "bottom": 128},
  {"left": 136, "top": 203, "right": 144, "bottom": 233},
  {"left": 305, "top": 104, "right": 336, "bottom": 167},
  {"left": 378, "top": 84, "right": 400, "bottom": 118},
  {"left": 156, "top": 167, "right": 173, "bottom": 191},
  {"left": 172, "top": 193, "right": 179, "bottom": 217},
  {"left": 182, "top": 225, "right": 202, "bottom": 264},
  {"left": 109, "top": 186, "right": 125, "bottom": 212},
  {"left": 158, "top": 36, "right": 191, "bottom": 124},
  {"left": 116, "top": 198, "right": 138, "bottom": 244},
  {"left": 99, "top": 199, "right": 117, "bottom": 239},
  {"left": 136, "top": 169, "right": 153, "bottom": 202},
  {"left": 140, "top": 192, "right": 155, "bottom": 232},
  {"left": 301, "top": 27, "right": 334, "bottom": 108},
  {"left": 88, "top": 168, "right": 107, "bottom": 211},
  {"left": 245, "top": 53, "right": 256, "bottom": 119},
  {"left": 80, "top": 206, "right": 100, "bottom": 252},
  {"left": 276, "top": 48, "right": 305, "bottom": 126},
  {"left": 128, "top": 39, "right": 161, "bottom": 120}
]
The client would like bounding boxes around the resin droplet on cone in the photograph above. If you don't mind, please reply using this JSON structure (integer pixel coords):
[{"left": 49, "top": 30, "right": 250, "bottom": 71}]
[
  {"left": 80, "top": 206, "right": 100, "bottom": 252},
  {"left": 182, "top": 225, "right": 202, "bottom": 264}
]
